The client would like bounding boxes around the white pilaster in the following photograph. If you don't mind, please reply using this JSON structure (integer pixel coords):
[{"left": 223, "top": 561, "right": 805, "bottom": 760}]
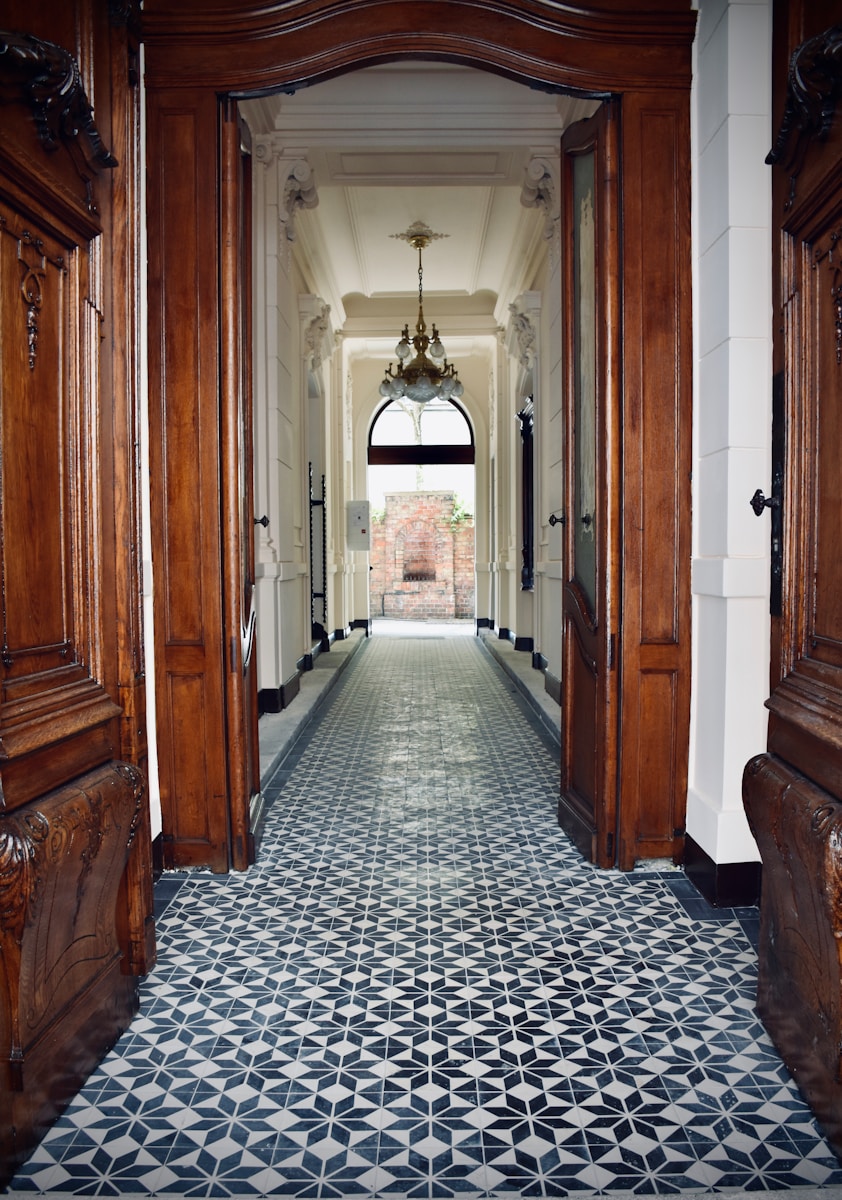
[{"left": 688, "top": 0, "right": 773, "bottom": 863}]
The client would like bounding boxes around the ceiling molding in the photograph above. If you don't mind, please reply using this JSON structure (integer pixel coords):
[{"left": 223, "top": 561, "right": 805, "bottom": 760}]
[
  {"left": 245, "top": 66, "right": 594, "bottom": 331},
  {"left": 467, "top": 189, "right": 495, "bottom": 298},
  {"left": 293, "top": 210, "right": 347, "bottom": 328}
]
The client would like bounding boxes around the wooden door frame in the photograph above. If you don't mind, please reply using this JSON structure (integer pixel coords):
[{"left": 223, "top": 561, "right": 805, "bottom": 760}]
[{"left": 141, "top": 0, "right": 695, "bottom": 872}]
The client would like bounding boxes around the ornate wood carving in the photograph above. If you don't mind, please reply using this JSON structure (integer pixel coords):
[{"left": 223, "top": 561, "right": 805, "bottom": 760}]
[
  {"left": 0, "top": 198, "right": 123, "bottom": 809},
  {"left": 1, "top": 762, "right": 143, "bottom": 1176},
  {"left": 743, "top": 753, "right": 842, "bottom": 1159},
  {"left": 0, "top": 31, "right": 117, "bottom": 169},
  {"left": 767, "top": 23, "right": 842, "bottom": 201},
  {"left": 18, "top": 230, "right": 45, "bottom": 371},
  {"left": 814, "top": 229, "right": 842, "bottom": 366}
]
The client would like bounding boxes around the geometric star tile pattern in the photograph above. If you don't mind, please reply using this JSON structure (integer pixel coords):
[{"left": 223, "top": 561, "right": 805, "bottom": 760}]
[{"left": 8, "top": 630, "right": 842, "bottom": 1197}]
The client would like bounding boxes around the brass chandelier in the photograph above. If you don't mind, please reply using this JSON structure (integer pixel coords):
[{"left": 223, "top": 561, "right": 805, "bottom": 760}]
[{"left": 379, "top": 221, "right": 464, "bottom": 406}]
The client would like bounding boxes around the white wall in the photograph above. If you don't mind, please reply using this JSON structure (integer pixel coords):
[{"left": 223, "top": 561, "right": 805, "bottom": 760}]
[
  {"left": 688, "top": 0, "right": 773, "bottom": 864},
  {"left": 252, "top": 146, "right": 312, "bottom": 693}
]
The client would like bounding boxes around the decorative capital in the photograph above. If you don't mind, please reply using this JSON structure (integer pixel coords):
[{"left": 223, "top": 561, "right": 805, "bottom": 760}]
[
  {"left": 280, "top": 158, "right": 318, "bottom": 242},
  {"left": 507, "top": 293, "right": 541, "bottom": 370},
  {"left": 300, "top": 295, "right": 333, "bottom": 371},
  {"left": 0, "top": 31, "right": 117, "bottom": 169},
  {"left": 767, "top": 24, "right": 842, "bottom": 174},
  {"left": 521, "top": 156, "right": 558, "bottom": 242}
]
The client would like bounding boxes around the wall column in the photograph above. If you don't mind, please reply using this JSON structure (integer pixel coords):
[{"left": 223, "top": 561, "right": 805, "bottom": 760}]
[{"left": 687, "top": 0, "right": 772, "bottom": 896}]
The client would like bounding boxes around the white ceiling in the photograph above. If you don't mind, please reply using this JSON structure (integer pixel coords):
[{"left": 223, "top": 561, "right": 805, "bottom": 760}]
[{"left": 242, "top": 64, "right": 599, "bottom": 329}]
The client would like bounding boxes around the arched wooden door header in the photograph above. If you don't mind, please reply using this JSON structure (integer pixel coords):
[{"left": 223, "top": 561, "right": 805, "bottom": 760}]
[{"left": 141, "top": 0, "right": 695, "bottom": 96}]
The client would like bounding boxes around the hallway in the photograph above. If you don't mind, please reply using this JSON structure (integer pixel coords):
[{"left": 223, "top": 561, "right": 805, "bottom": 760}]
[{"left": 8, "top": 631, "right": 842, "bottom": 1198}]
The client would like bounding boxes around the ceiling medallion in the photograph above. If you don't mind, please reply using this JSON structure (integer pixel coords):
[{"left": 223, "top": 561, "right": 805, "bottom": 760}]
[{"left": 380, "top": 221, "right": 463, "bottom": 406}]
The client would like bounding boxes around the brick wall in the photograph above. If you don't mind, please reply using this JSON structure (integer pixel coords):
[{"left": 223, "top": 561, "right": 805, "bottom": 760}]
[{"left": 370, "top": 492, "right": 475, "bottom": 620}]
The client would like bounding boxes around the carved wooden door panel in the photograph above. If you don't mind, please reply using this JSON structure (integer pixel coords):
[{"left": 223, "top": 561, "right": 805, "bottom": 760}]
[
  {"left": 0, "top": 11, "right": 150, "bottom": 1179},
  {"left": 559, "top": 104, "right": 621, "bottom": 867},
  {"left": 742, "top": 6, "right": 842, "bottom": 1158}
]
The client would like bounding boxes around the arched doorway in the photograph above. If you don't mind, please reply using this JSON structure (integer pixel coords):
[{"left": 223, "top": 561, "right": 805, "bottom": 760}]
[
  {"left": 368, "top": 398, "right": 476, "bottom": 625},
  {"left": 141, "top": 1, "right": 694, "bottom": 873}
]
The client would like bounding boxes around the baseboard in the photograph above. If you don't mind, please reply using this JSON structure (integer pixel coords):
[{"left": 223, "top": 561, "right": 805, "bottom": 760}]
[
  {"left": 514, "top": 635, "right": 534, "bottom": 652},
  {"left": 498, "top": 627, "right": 514, "bottom": 644},
  {"left": 351, "top": 618, "right": 369, "bottom": 633},
  {"left": 544, "top": 669, "right": 561, "bottom": 705},
  {"left": 532, "top": 651, "right": 548, "bottom": 671},
  {"left": 476, "top": 617, "right": 492, "bottom": 629},
  {"left": 333, "top": 626, "right": 351, "bottom": 641},
  {"left": 258, "top": 686, "right": 283, "bottom": 715},
  {"left": 683, "top": 835, "right": 761, "bottom": 908},
  {"left": 151, "top": 832, "right": 164, "bottom": 880}
]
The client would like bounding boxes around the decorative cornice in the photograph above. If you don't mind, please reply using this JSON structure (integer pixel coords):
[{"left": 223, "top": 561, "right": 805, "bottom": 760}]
[
  {"left": 0, "top": 31, "right": 118, "bottom": 169},
  {"left": 767, "top": 24, "right": 842, "bottom": 173}
]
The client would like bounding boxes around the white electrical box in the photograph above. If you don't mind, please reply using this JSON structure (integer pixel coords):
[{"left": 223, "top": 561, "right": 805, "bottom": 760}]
[{"left": 346, "top": 501, "right": 370, "bottom": 551}]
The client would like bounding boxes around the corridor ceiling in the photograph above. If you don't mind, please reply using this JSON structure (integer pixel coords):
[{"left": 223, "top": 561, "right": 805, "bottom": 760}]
[{"left": 242, "top": 64, "right": 599, "bottom": 330}]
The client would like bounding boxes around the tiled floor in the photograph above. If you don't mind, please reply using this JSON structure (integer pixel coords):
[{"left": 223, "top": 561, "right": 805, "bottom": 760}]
[{"left": 8, "top": 630, "right": 842, "bottom": 1198}]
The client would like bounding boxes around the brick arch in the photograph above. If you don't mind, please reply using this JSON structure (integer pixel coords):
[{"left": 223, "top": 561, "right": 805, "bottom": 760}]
[{"left": 397, "top": 519, "right": 450, "bottom": 584}]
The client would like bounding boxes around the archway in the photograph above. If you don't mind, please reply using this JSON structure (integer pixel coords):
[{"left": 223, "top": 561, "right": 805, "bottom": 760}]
[
  {"left": 141, "top": 0, "right": 695, "bottom": 872},
  {"left": 368, "top": 398, "right": 476, "bottom": 626}
]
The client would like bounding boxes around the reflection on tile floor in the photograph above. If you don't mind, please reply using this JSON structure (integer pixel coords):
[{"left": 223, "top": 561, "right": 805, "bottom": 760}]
[{"left": 9, "top": 634, "right": 842, "bottom": 1197}]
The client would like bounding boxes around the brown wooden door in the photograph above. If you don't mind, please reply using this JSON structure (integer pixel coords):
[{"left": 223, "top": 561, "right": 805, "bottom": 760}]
[
  {"left": 147, "top": 92, "right": 260, "bottom": 872},
  {"left": 147, "top": 88, "right": 231, "bottom": 872},
  {"left": 0, "top": 9, "right": 152, "bottom": 1175},
  {"left": 220, "top": 103, "right": 260, "bottom": 870},
  {"left": 558, "top": 104, "right": 621, "bottom": 868},
  {"left": 742, "top": 4, "right": 842, "bottom": 1157}
]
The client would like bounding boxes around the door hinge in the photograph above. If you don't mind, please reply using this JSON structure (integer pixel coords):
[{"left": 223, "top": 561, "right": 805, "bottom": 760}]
[
  {"left": 608, "top": 632, "right": 616, "bottom": 670},
  {"left": 673, "top": 826, "right": 685, "bottom": 839},
  {"left": 606, "top": 831, "right": 614, "bottom": 861}
]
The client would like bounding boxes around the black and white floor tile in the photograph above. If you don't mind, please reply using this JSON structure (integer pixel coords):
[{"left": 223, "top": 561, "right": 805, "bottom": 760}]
[{"left": 8, "top": 632, "right": 842, "bottom": 1197}]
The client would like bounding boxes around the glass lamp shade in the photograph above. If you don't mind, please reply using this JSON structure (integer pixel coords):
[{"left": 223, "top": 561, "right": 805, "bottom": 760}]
[{"left": 380, "top": 302, "right": 461, "bottom": 405}]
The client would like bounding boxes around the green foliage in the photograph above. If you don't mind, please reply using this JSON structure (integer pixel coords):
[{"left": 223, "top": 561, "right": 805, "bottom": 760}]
[
  {"left": 450, "top": 497, "right": 473, "bottom": 527},
  {"left": 370, "top": 505, "right": 386, "bottom": 524}
]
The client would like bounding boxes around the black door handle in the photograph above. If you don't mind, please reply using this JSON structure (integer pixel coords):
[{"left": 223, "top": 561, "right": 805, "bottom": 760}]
[{"left": 749, "top": 489, "right": 779, "bottom": 516}]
